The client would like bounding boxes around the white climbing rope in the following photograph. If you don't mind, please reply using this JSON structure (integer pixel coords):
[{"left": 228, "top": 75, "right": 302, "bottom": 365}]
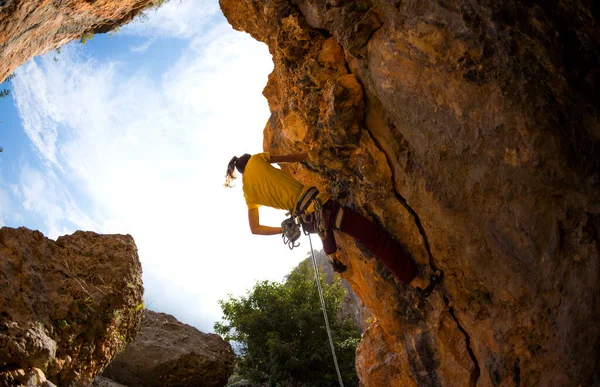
[{"left": 307, "top": 232, "right": 345, "bottom": 387}]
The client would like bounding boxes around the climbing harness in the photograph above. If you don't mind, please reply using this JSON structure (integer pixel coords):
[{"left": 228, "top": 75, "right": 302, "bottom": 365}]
[
  {"left": 281, "top": 186, "right": 326, "bottom": 250},
  {"left": 311, "top": 198, "right": 326, "bottom": 235},
  {"left": 307, "top": 232, "right": 345, "bottom": 387},
  {"left": 296, "top": 186, "right": 319, "bottom": 214}
]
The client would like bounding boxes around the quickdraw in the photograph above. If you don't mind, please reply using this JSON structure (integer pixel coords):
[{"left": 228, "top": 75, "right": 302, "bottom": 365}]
[
  {"left": 281, "top": 186, "right": 325, "bottom": 250},
  {"left": 281, "top": 217, "right": 301, "bottom": 250},
  {"left": 311, "top": 198, "right": 326, "bottom": 236}
]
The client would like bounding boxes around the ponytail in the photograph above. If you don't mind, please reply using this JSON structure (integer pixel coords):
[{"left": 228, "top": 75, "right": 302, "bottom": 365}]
[
  {"left": 224, "top": 156, "right": 238, "bottom": 188},
  {"left": 224, "top": 153, "right": 252, "bottom": 188}
]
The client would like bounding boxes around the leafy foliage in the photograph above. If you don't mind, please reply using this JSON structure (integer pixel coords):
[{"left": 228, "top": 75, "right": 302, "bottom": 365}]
[
  {"left": 136, "top": 0, "right": 172, "bottom": 22},
  {"left": 0, "top": 73, "right": 13, "bottom": 152},
  {"left": 215, "top": 259, "right": 361, "bottom": 386},
  {"left": 79, "top": 31, "right": 94, "bottom": 44}
]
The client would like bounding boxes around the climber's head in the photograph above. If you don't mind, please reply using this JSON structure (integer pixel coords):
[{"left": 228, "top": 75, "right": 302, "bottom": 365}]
[{"left": 224, "top": 153, "right": 251, "bottom": 188}]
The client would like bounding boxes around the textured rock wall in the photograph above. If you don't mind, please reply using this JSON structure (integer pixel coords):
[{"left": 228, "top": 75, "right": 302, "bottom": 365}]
[
  {"left": 91, "top": 376, "right": 126, "bottom": 387},
  {"left": 219, "top": 1, "right": 599, "bottom": 386},
  {"left": 0, "top": 227, "right": 144, "bottom": 386},
  {"left": 102, "top": 309, "right": 235, "bottom": 387},
  {"left": 0, "top": 0, "right": 157, "bottom": 82}
]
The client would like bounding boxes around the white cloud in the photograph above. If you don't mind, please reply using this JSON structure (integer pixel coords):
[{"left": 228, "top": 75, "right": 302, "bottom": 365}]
[
  {"left": 0, "top": 186, "right": 9, "bottom": 227},
  {"left": 130, "top": 38, "right": 156, "bottom": 53},
  {"left": 10, "top": 10, "right": 314, "bottom": 333},
  {"left": 0, "top": 173, "right": 23, "bottom": 228},
  {"left": 12, "top": 47, "right": 116, "bottom": 170},
  {"left": 121, "top": 0, "right": 220, "bottom": 39},
  {"left": 14, "top": 165, "right": 97, "bottom": 239},
  {"left": 10, "top": 66, "right": 60, "bottom": 167}
]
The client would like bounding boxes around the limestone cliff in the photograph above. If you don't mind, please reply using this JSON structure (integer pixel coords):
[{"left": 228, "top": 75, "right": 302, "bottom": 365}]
[
  {"left": 219, "top": 1, "right": 599, "bottom": 386},
  {"left": 0, "top": 0, "right": 157, "bottom": 82},
  {"left": 0, "top": 227, "right": 144, "bottom": 386}
]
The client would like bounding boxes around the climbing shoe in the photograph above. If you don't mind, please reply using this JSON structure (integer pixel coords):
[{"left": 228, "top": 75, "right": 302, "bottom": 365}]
[
  {"left": 330, "top": 258, "right": 347, "bottom": 273},
  {"left": 418, "top": 271, "right": 443, "bottom": 298}
]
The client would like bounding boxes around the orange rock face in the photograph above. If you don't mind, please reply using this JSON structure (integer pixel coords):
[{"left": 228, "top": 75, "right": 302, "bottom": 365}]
[
  {"left": 220, "top": 0, "right": 599, "bottom": 386},
  {"left": 0, "top": 0, "right": 155, "bottom": 82}
]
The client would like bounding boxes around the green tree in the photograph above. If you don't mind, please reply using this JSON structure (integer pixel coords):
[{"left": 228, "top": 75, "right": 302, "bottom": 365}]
[
  {"left": 215, "top": 259, "right": 361, "bottom": 386},
  {"left": 0, "top": 89, "right": 9, "bottom": 98}
]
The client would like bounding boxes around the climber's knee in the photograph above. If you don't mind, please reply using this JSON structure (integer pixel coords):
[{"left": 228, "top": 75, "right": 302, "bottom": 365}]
[{"left": 322, "top": 230, "right": 337, "bottom": 254}]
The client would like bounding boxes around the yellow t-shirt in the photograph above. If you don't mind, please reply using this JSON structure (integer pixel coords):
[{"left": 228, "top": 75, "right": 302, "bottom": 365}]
[{"left": 242, "top": 152, "right": 304, "bottom": 211}]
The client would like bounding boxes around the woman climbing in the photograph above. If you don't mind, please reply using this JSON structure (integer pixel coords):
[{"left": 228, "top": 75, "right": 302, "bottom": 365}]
[{"left": 224, "top": 152, "right": 439, "bottom": 293}]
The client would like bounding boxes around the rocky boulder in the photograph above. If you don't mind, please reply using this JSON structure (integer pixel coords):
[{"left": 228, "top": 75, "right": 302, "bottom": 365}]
[
  {"left": 91, "top": 376, "right": 126, "bottom": 387},
  {"left": 0, "top": 0, "right": 157, "bottom": 82},
  {"left": 220, "top": 0, "right": 599, "bottom": 386},
  {"left": 0, "top": 227, "right": 144, "bottom": 386},
  {"left": 102, "top": 309, "right": 235, "bottom": 387}
]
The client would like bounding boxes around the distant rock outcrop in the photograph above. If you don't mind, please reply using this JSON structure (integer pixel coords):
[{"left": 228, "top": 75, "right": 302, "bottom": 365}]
[
  {"left": 102, "top": 309, "right": 235, "bottom": 387},
  {"left": 220, "top": 0, "right": 599, "bottom": 386},
  {"left": 300, "top": 250, "right": 371, "bottom": 332},
  {"left": 0, "top": 0, "right": 156, "bottom": 82},
  {"left": 0, "top": 227, "right": 144, "bottom": 386}
]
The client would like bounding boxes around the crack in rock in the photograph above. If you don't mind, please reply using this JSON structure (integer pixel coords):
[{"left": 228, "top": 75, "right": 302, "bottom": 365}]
[
  {"left": 359, "top": 103, "right": 482, "bottom": 386},
  {"left": 445, "top": 295, "right": 482, "bottom": 387},
  {"left": 359, "top": 121, "right": 439, "bottom": 272}
]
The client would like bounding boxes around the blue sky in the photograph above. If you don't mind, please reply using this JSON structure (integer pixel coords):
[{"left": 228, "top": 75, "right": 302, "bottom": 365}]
[{"left": 0, "top": 0, "right": 321, "bottom": 333}]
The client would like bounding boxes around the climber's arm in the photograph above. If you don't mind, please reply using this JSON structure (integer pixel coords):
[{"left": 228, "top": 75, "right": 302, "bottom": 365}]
[
  {"left": 248, "top": 208, "right": 283, "bottom": 235},
  {"left": 270, "top": 153, "right": 308, "bottom": 163}
]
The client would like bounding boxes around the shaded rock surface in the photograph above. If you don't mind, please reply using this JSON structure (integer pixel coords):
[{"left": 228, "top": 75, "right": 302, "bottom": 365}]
[
  {"left": 0, "top": 227, "right": 144, "bottom": 387},
  {"left": 91, "top": 376, "right": 126, "bottom": 387},
  {"left": 102, "top": 309, "right": 235, "bottom": 387},
  {"left": 298, "top": 250, "right": 371, "bottom": 332},
  {"left": 226, "top": 375, "right": 266, "bottom": 387},
  {"left": 220, "top": 1, "right": 599, "bottom": 386},
  {"left": 0, "top": 0, "right": 157, "bottom": 82}
]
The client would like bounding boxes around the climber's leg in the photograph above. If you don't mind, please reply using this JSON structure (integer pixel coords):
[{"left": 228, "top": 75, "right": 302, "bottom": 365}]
[
  {"left": 321, "top": 230, "right": 349, "bottom": 273},
  {"left": 300, "top": 204, "right": 338, "bottom": 254},
  {"left": 301, "top": 206, "right": 346, "bottom": 272},
  {"left": 300, "top": 220, "right": 316, "bottom": 234},
  {"left": 321, "top": 229, "right": 337, "bottom": 255},
  {"left": 323, "top": 200, "right": 418, "bottom": 284}
]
